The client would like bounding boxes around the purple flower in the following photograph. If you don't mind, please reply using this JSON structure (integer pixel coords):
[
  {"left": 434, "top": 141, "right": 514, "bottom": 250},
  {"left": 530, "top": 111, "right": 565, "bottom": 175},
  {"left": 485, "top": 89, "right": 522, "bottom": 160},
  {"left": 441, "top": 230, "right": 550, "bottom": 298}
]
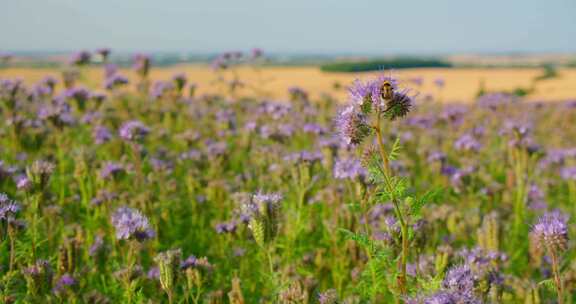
[
  {"left": 105, "top": 73, "right": 129, "bottom": 90},
  {"left": 16, "top": 175, "right": 32, "bottom": 191},
  {"left": 284, "top": 150, "right": 323, "bottom": 164},
  {"left": 215, "top": 221, "right": 237, "bottom": 234},
  {"left": 179, "top": 149, "right": 202, "bottom": 161},
  {"left": 419, "top": 290, "right": 481, "bottom": 304},
  {"left": 133, "top": 54, "right": 151, "bottom": 77},
  {"left": 119, "top": 120, "right": 150, "bottom": 142},
  {"left": 334, "top": 105, "right": 371, "bottom": 146},
  {"left": 302, "top": 123, "right": 326, "bottom": 135},
  {"left": 434, "top": 77, "right": 445, "bottom": 88},
  {"left": 27, "top": 160, "right": 55, "bottom": 190},
  {"left": 427, "top": 151, "right": 446, "bottom": 164},
  {"left": 442, "top": 265, "right": 475, "bottom": 293},
  {"left": 111, "top": 206, "right": 155, "bottom": 241},
  {"left": 454, "top": 134, "right": 482, "bottom": 152},
  {"left": 0, "top": 193, "right": 21, "bottom": 221},
  {"left": 409, "top": 76, "right": 424, "bottom": 86},
  {"left": 90, "top": 91, "right": 107, "bottom": 104},
  {"left": 528, "top": 184, "right": 547, "bottom": 210},
  {"left": 104, "top": 64, "right": 118, "bottom": 78},
  {"left": 251, "top": 48, "right": 263, "bottom": 58},
  {"left": 477, "top": 92, "right": 517, "bottom": 110},
  {"left": 500, "top": 120, "right": 533, "bottom": 147},
  {"left": 348, "top": 75, "right": 398, "bottom": 109},
  {"left": 560, "top": 166, "right": 576, "bottom": 181},
  {"left": 96, "top": 48, "right": 111, "bottom": 60},
  {"left": 150, "top": 81, "right": 174, "bottom": 99},
  {"left": 242, "top": 191, "right": 283, "bottom": 220},
  {"left": 244, "top": 121, "right": 258, "bottom": 133},
  {"left": 99, "top": 162, "right": 125, "bottom": 180},
  {"left": 89, "top": 235, "right": 105, "bottom": 257},
  {"left": 93, "top": 125, "right": 113, "bottom": 145},
  {"left": 147, "top": 267, "right": 160, "bottom": 280},
  {"left": 333, "top": 157, "right": 366, "bottom": 180},
  {"left": 91, "top": 190, "right": 118, "bottom": 206},
  {"left": 204, "top": 140, "right": 227, "bottom": 157},
  {"left": 439, "top": 105, "right": 466, "bottom": 126},
  {"left": 288, "top": 86, "right": 308, "bottom": 100},
  {"left": 180, "top": 255, "right": 212, "bottom": 270},
  {"left": 531, "top": 211, "right": 569, "bottom": 251},
  {"left": 53, "top": 274, "right": 77, "bottom": 295},
  {"left": 64, "top": 86, "right": 91, "bottom": 109},
  {"left": 258, "top": 101, "right": 291, "bottom": 119},
  {"left": 318, "top": 289, "right": 338, "bottom": 304},
  {"left": 69, "top": 50, "right": 91, "bottom": 65},
  {"left": 384, "top": 89, "right": 413, "bottom": 120}
]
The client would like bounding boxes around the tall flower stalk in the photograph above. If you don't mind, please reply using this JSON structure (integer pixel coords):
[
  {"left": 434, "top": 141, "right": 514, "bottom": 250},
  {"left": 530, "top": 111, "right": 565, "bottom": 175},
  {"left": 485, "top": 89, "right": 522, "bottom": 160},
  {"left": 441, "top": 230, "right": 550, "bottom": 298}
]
[
  {"left": 530, "top": 211, "right": 569, "bottom": 304},
  {"left": 335, "top": 75, "right": 419, "bottom": 298}
]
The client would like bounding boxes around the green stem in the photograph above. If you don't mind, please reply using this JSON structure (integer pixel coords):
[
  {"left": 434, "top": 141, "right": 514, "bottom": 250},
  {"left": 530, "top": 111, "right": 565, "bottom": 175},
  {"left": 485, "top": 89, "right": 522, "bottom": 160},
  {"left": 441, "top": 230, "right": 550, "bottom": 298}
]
[
  {"left": 374, "top": 114, "right": 408, "bottom": 295},
  {"left": 549, "top": 249, "right": 564, "bottom": 304}
]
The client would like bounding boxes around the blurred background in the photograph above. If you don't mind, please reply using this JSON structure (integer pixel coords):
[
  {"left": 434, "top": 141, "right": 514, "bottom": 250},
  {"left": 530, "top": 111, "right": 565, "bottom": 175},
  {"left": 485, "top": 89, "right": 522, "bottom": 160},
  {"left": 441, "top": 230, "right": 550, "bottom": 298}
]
[{"left": 2, "top": 0, "right": 576, "bottom": 102}]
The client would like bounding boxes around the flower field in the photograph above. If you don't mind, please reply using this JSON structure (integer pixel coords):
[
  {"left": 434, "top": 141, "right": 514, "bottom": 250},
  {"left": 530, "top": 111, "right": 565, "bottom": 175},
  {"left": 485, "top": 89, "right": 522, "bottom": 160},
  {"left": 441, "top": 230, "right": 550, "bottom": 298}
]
[{"left": 0, "top": 50, "right": 575, "bottom": 303}]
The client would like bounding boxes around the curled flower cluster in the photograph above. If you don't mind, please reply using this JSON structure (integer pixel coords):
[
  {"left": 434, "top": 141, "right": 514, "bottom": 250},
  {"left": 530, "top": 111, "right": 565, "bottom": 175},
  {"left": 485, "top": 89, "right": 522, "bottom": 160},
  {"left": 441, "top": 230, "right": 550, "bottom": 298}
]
[
  {"left": 531, "top": 211, "right": 569, "bottom": 252},
  {"left": 335, "top": 105, "right": 371, "bottom": 146},
  {"left": 335, "top": 75, "right": 413, "bottom": 146},
  {"left": 241, "top": 191, "right": 283, "bottom": 247},
  {"left": 0, "top": 193, "right": 21, "bottom": 221}
]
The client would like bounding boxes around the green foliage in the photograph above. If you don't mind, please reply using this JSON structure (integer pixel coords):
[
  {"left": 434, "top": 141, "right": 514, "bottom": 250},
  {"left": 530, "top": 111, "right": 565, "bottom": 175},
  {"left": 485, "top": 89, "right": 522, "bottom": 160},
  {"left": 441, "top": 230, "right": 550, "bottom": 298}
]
[
  {"left": 389, "top": 138, "right": 402, "bottom": 161},
  {"left": 320, "top": 58, "right": 452, "bottom": 73},
  {"left": 534, "top": 64, "right": 558, "bottom": 81},
  {"left": 538, "top": 279, "right": 555, "bottom": 292},
  {"left": 339, "top": 229, "right": 375, "bottom": 253},
  {"left": 409, "top": 187, "right": 444, "bottom": 216}
]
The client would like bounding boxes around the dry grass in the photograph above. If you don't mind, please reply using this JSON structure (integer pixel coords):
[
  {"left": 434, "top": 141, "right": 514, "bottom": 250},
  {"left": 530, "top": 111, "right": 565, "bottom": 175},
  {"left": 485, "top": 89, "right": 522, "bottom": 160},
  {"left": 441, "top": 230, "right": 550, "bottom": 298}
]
[{"left": 2, "top": 65, "right": 576, "bottom": 102}]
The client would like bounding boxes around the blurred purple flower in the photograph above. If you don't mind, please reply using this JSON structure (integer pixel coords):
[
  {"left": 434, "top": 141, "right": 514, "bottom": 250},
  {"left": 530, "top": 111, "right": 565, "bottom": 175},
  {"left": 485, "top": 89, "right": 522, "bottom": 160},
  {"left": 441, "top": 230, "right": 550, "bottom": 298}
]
[
  {"left": 111, "top": 206, "right": 155, "bottom": 241},
  {"left": 119, "top": 120, "right": 150, "bottom": 142},
  {"left": 333, "top": 157, "right": 366, "bottom": 180},
  {"left": 531, "top": 210, "right": 569, "bottom": 251},
  {"left": 93, "top": 125, "right": 113, "bottom": 145}
]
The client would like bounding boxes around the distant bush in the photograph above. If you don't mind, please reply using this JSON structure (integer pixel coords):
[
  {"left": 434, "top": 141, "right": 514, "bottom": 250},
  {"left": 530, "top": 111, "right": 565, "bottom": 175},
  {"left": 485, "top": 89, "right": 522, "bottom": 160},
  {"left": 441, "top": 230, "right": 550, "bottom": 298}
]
[
  {"left": 534, "top": 64, "right": 558, "bottom": 81},
  {"left": 320, "top": 58, "right": 452, "bottom": 72}
]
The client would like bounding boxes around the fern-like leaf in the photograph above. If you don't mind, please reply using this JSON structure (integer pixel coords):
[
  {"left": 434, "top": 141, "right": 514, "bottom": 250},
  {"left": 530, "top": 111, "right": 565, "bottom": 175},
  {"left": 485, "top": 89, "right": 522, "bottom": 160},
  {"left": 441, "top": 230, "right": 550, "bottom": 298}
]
[{"left": 389, "top": 137, "right": 401, "bottom": 161}]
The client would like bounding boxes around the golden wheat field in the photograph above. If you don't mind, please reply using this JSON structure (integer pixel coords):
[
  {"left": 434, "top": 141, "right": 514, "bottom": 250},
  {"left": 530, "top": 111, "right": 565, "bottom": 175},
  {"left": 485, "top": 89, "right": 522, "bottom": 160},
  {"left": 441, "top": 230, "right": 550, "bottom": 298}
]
[{"left": 3, "top": 65, "right": 576, "bottom": 102}]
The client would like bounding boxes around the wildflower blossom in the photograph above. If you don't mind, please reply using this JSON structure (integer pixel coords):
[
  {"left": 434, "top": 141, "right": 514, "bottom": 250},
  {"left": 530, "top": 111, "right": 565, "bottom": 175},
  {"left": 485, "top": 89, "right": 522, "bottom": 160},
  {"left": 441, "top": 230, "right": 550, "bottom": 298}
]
[
  {"left": 69, "top": 50, "right": 91, "bottom": 65},
  {"left": 531, "top": 211, "right": 569, "bottom": 251},
  {"left": 0, "top": 193, "right": 20, "bottom": 221},
  {"left": 119, "top": 120, "right": 150, "bottom": 142},
  {"left": 335, "top": 105, "right": 371, "bottom": 146},
  {"left": 105, "top": 73, "right": 129, "bottom": 90},
  {"left": 454, "top": 134, "right": 482, "bottom": 152},
  {"left": 111, "top": 206, "right": 155, "bottom": 241},
  {"left": 333, "top": 157, "right": 366, "bottom": 180}
]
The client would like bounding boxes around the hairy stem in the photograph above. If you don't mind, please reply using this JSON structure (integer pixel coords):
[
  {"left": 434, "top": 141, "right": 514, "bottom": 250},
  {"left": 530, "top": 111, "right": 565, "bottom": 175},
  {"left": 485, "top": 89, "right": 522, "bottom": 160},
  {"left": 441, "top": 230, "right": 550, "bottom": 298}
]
[
  {"left": 549, "top": 249, "right": 564, "bottom": 304},
  {"left": 374, "top": 114, "right": 408, "bottom": 295}
]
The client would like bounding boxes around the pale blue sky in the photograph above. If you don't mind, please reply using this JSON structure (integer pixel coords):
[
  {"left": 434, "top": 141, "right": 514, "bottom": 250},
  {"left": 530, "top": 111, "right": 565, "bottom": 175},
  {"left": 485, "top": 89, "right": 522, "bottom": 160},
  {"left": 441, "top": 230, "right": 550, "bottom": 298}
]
[{"left": 2, "top": 0, "right": 575, "bottom": 54}]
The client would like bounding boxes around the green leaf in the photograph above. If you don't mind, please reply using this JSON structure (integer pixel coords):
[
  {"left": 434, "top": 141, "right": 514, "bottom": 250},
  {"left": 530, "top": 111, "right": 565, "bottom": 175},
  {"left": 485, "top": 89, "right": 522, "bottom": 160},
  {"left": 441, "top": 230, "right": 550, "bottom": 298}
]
[
  {"left": 364, "top": 149, "right": 386, "bottom": 184},
  {"left": 409, "top": 187, "right": 444, "bottom": 216},
  {"left": 389, "top": 137, "right": 401, "bottom": 161},
  {"left": 538, "top": 278, "right": 556, "bottom": 291},
  {"left": 339, "top": 228, "right": 374, "bottom": 253}
]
